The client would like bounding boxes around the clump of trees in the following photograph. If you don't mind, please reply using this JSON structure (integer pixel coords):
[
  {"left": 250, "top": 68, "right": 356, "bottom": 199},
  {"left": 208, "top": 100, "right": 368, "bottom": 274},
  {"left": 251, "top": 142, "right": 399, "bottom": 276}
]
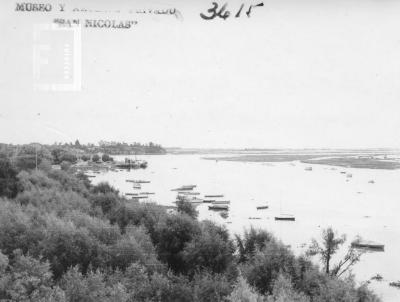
[
  {"left": 101, "top": 153, "right": 113, "bottom": 162},
  {"left": 92, "top": 154, "right": 100, "bottom": 163},
  {"left": 0, "top": 154, "right": 19, "bottom": 198},
  {"left": 0, "top": 148, "right": 381, "bottom": 302}
]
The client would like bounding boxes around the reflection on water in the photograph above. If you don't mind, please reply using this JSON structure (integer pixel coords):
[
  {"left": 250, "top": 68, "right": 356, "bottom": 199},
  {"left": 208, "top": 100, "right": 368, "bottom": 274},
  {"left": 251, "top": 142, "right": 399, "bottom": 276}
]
[{"left": 91, "top": 154, "right": 400, "bottom": 301}]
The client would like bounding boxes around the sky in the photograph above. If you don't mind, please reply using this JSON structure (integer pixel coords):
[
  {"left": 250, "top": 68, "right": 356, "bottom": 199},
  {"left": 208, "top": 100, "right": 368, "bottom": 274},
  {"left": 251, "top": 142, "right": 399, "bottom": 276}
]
[{"left": 1, "top": 0, "right": 400, "bottom": 148}]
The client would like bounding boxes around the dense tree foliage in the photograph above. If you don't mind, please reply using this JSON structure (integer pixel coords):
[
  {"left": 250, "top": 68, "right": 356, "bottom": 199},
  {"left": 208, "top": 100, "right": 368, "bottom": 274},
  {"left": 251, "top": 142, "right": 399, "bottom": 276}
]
[
  {"left": 101, "top": 154, "right": 113, "bottom": 162},
  {"left": 0, "top": 147, "right": 380, "bottom": 302},
  {"left": 51, "top": 148, "right": 78, "bottom": 165},
  {"left": 92, "top": 154, "right": 101, "bottom": 163},
  {"left": 14, "top": 144, "right": 53, "bottom": 171},
  {"left": 0, "top": 153, "right": 19, "bottom": 198},
  {"left": 176, "top": 196, "right": 199, "bottom": 219}
]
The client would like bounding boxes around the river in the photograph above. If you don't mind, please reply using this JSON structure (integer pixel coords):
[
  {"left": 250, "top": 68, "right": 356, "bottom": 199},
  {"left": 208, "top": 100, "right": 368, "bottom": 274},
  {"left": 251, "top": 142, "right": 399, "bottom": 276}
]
[{"left": 90, "top": 153, "right": 400, "bottom": 301}]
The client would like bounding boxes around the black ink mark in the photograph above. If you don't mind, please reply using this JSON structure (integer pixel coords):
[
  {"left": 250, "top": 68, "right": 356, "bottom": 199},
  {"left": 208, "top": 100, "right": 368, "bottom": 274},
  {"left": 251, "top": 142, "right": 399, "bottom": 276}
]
[
  {"left": 235, "top": 4, "right": 244, "bottom": 18},
  {"left": 200, "top": 2, "right": 219, "bottom": 20},
  {"left": 200, "top": 2, "right": 263, "bottom": 20},
  {"left": 246, "top": 2, "right": 263, "bottom": 17},
  {"left": 200, "top": 2, "right": 230, "bottom": 20}
]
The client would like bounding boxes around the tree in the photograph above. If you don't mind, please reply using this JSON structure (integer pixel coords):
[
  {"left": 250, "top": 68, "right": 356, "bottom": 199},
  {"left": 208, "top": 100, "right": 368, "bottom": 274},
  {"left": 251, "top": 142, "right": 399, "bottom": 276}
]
[
  {"left": 192, "top": 271, "right": 232, "bottom": 302},
  {"left": 154, "top": 214, "right": 201, "bottom": 273},
  {"left": 51, "top": 148, "right": 64, "bottom": 164},
  {"left": 266, "top": 274, "right": 310, "bottom": 302},
  {"left": 235, "top": 228, "right": 275, "bottom": 263},
  {"left": 91, "top": 182, "right": 119, "bottom": 195},
  {"left": 92, "top": 154, "right": 100, "bottom": 163},
  {"left": 0, "top": 250, "right": 66, "bottom": 301},
  {"left": 228, "top": 275, "right": 264, "bottom": 302},
  {"left": 176, "top": 196, "right": 198, "bottom": 219},
  {"left": 61, "top": 267, "right": 128, "bottom": 302},
  {"left": 0, "top": 154, "right": 19, "bottom": 198},
  {"left": 307, "top": 227, "right": 363, "bottom": 277},
  {"left": 241, "top": 240, "right": 300, "bottom": 295},
  {"left": 15, "top": 144, "right": 53, "bottom": 171},
  {"left": 182, "top": 221, "right": 235, "bottom": 275},
  {"left": 102, "top": 154, "right": 113, "bottom": 162},
  {"left": 81, "top": 154, "right": 91, "bottom": 161}
]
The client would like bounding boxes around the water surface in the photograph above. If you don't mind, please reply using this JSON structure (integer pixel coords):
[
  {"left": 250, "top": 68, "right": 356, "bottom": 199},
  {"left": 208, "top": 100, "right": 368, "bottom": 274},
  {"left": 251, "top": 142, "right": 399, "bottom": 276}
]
[{"left": 92, "top": 154, "right": 400, "bottom": 301}]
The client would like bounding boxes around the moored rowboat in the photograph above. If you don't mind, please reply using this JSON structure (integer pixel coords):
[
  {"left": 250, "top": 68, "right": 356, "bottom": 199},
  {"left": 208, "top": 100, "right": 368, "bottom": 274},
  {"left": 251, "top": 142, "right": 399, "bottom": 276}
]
[{"left": 209, "top": 204, "right": 229, "bottom": 210}]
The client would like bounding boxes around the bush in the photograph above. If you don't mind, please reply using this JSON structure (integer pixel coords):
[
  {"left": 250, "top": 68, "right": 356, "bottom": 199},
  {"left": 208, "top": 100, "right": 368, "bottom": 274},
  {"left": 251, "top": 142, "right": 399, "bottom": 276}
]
[
  {"left": 154, "top": 214, "right": 201, "bottom": 273},
  {"left": 40, "top": 218, "right": 107, "bottom": 279},
  {"left": 51, "top": 148, "right": 77, "bottom": 164},
  {"left": 0, "top": 201, "right": 47, "bottom": 257},
  {"left": 236, "top": 227, "right": 275, "bottom": 263},
  {"left": 92, "top": 154, "right": 100, "bottom": 163},
  {"left": 102, "top": 154, "right": 113, "bottom": 162},
  {"left": 192, "top": 271, "right": 232, "bottom": 302},
  {"left": 228, "top": 275, "right": 264, "bottom": 302},
  {"left": 16, "top": 188, "right": 91, "bottom": 216},
  {"left": 91, "top": 182, "right": 119, "bottom": 195},
  {"left": 182, "top": 221, "right": 235, "bottom": 275},
  {"left": 0, "top": 154, "right": 19, "bottom": 198},
  {"left": 15, "top": 145, "right": 53, "bottom": 171},
  {"left": 61, "top": 267, "right": 128, "bottom": 302},
  {"left": 0, "top": 250, "right": 66, "bottom": 301},
  {"left": 110, "top": 202, "right": 167, "bottom": 238},
  {"left": 266, "top": 274, "right": 310, "bottom": 302},
  {"left": 242, "top": 240, "right": 299, "bottom": 295},
  {"left": 176, "top": 196, "right": 198, "bottom": 219},
  {"left": 107, "top": 226, "right": 160, "bottom": 272},
  {"left": 81, "top": 154, "right": 91, "bottom": 161}
]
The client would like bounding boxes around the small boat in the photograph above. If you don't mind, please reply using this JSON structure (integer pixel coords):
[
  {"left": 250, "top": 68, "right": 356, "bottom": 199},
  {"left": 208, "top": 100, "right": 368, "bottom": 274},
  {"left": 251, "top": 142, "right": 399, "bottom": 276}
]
[
  {"left": 126, "top": 179, "right": 150, "bottom": 183},
  {"left": 351, "top": 240, "right": 384, "bottom": 251},
  {"left": 305, "top": 167, "right": 312, "bottom": 171},
  {"left": 116, "top": 158, "right": 147, "bottom": 169},
  {"left": 176, "top": 196, "right": 203, "bottom": 204},
  {"left": 189, "top": 197, "right": 204, "bottom": 204},
  {"left": 209, "top": 204, "right": 229, "bottom": 210},
  {"left": 182, "top": 185, "right": 197, "bottom": 189},
  {"left": 275, "top": 214, "right": 295, "bottom": 221},
  {"left": 125, "top": 193, "right": 139, "bottom": 196},
  {"left": 346, "top": 173, "right": 353, "bottom": 178},
  {"left": 212, "top": 200, "right": 230, "bottom": 205},
  {"left": 204, "top": 194, "right": 224, "bottom": 198},
  {"left": 171, "top": 185, "right": 196, "bottom": 191},
  {"left": 368, "top": 180, "right": 375, "bottom": 184},
  {"left": 177, "top": 191, "right": 200, "bottom": 195},
  {"left": 203, "top": 199, "right": 216, "bottom": 203},
  {"left": 141, "top": 192, "right": 155, "bottom": 195},
  {"left": 256, "top": 205, "right": 269, "bottom": 210},
  {"left": 248, "top": 217, "right": 262, "bottom": 220},
  {"left": 131, "top": 196, "right": 149, "bottom": 199}
]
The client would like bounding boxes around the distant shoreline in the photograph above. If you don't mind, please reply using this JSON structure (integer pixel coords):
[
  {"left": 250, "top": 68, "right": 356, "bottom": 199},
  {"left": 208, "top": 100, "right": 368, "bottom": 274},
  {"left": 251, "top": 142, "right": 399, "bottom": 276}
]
[{"left": 201, "top": 151, "right": 400, "bottom": 170}]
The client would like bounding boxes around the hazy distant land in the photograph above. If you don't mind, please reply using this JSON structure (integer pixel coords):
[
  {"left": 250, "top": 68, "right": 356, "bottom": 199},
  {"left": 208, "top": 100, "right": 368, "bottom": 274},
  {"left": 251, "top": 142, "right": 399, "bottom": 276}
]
[{"left": 198, "top": 149, "right": 400, "bottom": 170}]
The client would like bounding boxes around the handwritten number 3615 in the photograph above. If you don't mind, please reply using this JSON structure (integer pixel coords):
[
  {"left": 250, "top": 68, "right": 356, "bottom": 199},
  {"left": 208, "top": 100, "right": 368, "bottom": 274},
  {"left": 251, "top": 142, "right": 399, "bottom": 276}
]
[{"left": 200, "top": 2, "right": 264, "bottom": 20}]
